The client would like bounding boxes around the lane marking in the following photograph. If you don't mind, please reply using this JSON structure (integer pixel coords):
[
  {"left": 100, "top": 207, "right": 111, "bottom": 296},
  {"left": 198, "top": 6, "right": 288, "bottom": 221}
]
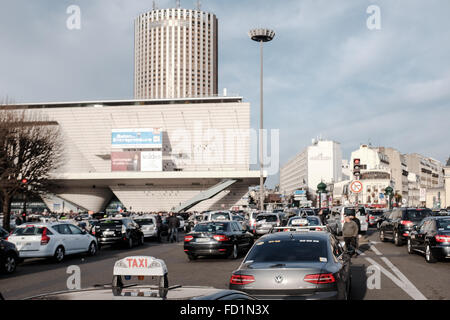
[{"left": 362, "top": 244, "right": 427, "bottom": 300}]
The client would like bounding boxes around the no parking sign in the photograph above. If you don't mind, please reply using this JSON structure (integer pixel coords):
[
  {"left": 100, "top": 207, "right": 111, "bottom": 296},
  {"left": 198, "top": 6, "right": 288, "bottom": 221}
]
[{"left": 350, "top": 180, "right": 363, "bottom": 194}]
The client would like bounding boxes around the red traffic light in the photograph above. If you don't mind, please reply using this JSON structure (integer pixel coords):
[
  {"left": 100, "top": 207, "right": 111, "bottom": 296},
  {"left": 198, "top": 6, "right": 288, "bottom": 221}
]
[
  {"left": 353, "top": 159, "right": 360, "bottom": 165},
  {"left": 21, "top": 179, "right": 28, "bottom": 184}
]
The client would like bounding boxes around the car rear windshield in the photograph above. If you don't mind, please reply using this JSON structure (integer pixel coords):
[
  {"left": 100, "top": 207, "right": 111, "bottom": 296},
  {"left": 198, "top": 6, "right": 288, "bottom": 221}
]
[
  {"left": 99, "top": 220, "right": 123, "bottom": 228},
  {"left": 194, "top": 222, "right": 229, "bottom": 233},
  {"left": 13, "top": 226, "right": 46, "bottom": 236},
  {"left": 344, "top": 208, "right": 356, "bottom": 216},
  {"left": 210, "top": 212, "right": 230, "bottom": 220},
  {"left": 406, "top": 209, "right": 432, "bottom": 221},
  {"left": 256, "top": 215, "right": 277, "bottom": 222},
  {"left": 135, "top": 219, "right": 154, "bottom": 226},
  {"left": 437, "top": 219, "right": 450, "bottom": 231},
  {"left": 369, "top": 211, "right": 384, "bottom": 216},
  {"left": 245, "top": 238, "right": 327, "bottom": 263}
]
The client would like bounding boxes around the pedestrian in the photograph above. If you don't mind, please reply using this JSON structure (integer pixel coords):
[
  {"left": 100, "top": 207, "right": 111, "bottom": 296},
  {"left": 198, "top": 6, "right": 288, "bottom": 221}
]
[
  {"left": 349, "top": 214, "right": 361, "bottom": 253},
  {"left": 342, "top": 215, "right": 358, "bottom": 257},
  {"left": 167, "top": 212, "right": 180, "bottom": 243},
  {"left": 156, "top": 212, "right": 163, "bottom": 242},
  {"left": 15, "top": 215, "right": 23, "bottom": 226},
  {"left": 318, "top": 209, "right": 327, "bottom": 225}
]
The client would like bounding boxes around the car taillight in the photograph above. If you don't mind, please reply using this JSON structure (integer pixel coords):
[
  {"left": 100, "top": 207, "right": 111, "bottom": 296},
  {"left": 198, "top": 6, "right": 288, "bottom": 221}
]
[
  {"left": 401, "top": 220, "right": 413, "bottom": 227},
  {"left": 304, "top": 273, "right": 336, "bottom": 284},
  {"left": 213, "top": 235, "right": 229, "bottom": 242},
  {"left": 230, "top": 274, "right": 255, "bottom": 285},
  {"left": 370, "top": 216, "right": 375, "bottom": 219},
  {"left": 184, "top": 235, "right": 194, "bottom": 242},
  {"left": 435, "top": 235, "right": 450, "bottom": 243},
  {"left": 41, "top": 228, "right": 50, "bottom": 245}
]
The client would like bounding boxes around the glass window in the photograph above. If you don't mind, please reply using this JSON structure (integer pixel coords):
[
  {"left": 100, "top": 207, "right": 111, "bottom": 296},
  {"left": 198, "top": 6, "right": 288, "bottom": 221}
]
[
  {"left": 405, "top": 209, "right": 432, "bottom": 221},
  {"left": 54, "top": 224, "right": 72, "bottom": 235},
  {"left": 68, "top": 225, "right": 83, "bottom": 235},
  {"left": 437, "top": 218, "right": 450, "bottom": 231},
  {"left": 194, "top": 222, "right": 229, "bottom": 233},
  {"left": 245, "top": 237, "right": 327, "bottom": 263},
  {"left": 256, "top": 215, "right": 278, "bottom": 222}
]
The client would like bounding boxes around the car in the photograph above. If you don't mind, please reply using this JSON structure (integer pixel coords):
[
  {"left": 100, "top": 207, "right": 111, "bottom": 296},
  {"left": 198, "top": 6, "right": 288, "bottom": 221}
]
[
  {"left": 185, "top": 214, "right": 204, "bottom": 233},
  {"left": 25, "top": 255, "right": 257, "bottom": 300},
  {"left": 7, "top": 222, "right": 98, "bottom": 262},
  {"left": 229, "top": 230, "right": 351, "bottom": 300},
  {"left": 254, "top": 213, "right": 281, "bottom": 236},
  {"left": 299, "top": 208, "right": 316, "bottom": 217},
  {"left": 366, "top": 209, "right": 385, "bottom": 228},
  {"left": 232, "top": 214, "right": 247, "bottom": 230},
  {"left": 0, "top": 226, "right": 9, "bottom": 239},
  {"left": 184, "top": 220, "right": 254, "bottom": 261},
  {"left": 407, "top": 216, "right": 450, "bottom": 263},
  {"left": 203, "top": 211, "right": 233, "bottom": 222},
  {"left": 246, "top": 211, "right": 262, "bottom": 234},
  {"left": 339, "top": 206, "right": 368, "bottom": 234},
  {"left": 0, "top": 239, "right": 19, "bottom": 274},
  {"left": 133, "top": 216, "right": 158, "bottom": 239},
  {"left": 379, "top": 208, "right": 433, "bottom": 246},
  {"left": 94, "top": 218, "right": 145, "bottom": 249}
]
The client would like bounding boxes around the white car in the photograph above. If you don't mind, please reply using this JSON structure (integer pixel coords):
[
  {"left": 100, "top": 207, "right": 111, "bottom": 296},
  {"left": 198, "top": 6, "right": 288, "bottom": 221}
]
[
  {"left": 339, "top": 206, "right": 368, "bottom": 233},
  {"left": 133, "top": 216, "right": 158, "bottom": 239},
  {"left": 177, "top": 216, "right": 185, "bottom": 231},
  {"left": 7, "top": 222, "right": 98, "bottom": 262}
]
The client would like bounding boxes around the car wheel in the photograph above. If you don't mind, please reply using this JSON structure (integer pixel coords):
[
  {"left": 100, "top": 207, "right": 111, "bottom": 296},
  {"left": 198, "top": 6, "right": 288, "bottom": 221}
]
[
  {"left": 88, "top": 241, "right": 97, "bottom": 256},
  {"left": 127, "top": 237, "right": 133, "bottom": 249},
  {"left": 379, "top": 230, "right": 386, "bottom": 242},
  {"left": 53, "top": 246, "right": 65, "bottom": 263},
  {"left": 425, "top": 244, "right": 437, "bottom": 263},
  {"left": 228, "top": 244, "right": 238, "bottom": 260},
  {"left": 394, "top": 231, "right": 402, "bottom": 246},
  {"left": 3, "top": 253, "right": 17, "bottom": 274},
  {"left": 187, "top": 254, "right": 197, "bottom": 261},
  {"left": 407, "top": 239, "right": 413, "bottom": 254}
]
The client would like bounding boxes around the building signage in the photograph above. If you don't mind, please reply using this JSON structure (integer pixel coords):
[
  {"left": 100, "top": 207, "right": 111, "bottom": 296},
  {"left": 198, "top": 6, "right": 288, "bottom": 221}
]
[
  {"left": 112, "top": 151, "right": 163, "bottom": 172},
  {"left": 141, "top": 151, "right": 163, "bottom": 172},
  {"left": 111, "top": 128, "right": 162, "bottom": 149}
]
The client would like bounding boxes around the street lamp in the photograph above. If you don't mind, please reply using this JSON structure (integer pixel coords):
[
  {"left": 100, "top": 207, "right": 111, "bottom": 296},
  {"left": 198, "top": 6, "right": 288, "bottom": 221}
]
[{"left": 248, "top": 28, "right": 275, "bottom": 212}]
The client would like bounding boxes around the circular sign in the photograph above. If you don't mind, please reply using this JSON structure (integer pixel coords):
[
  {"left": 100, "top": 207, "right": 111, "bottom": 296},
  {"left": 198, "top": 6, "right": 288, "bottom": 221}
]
[{"left": 350, "top": 180, "right": 363, "bottom": 194}]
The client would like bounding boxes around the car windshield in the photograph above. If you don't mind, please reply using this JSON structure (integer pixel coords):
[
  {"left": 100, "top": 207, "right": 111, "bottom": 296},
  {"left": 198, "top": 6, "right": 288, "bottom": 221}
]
[
  {"left": 245, "top": 237, "right": 327, "bottom": 263},
  {"left": 256, "top": 215, "right": 277, "bottom": 222},
  {"left": 13, "top": 226, "right": 45, "bottom": 236},
  {"left": 344, "top": 208, "right": 356, "bottom": 216},
  {"left": 437, "top": 219, "right": 450, "bottom": 231},
  {"left": 99, "top": 220, "right": 122, "bottom": 228},
  {"left": 210, "top": 212, "right": 229, "bottom": 220},
  {"left": 194, "top": 222, "right": 229, "bottom": 232},
  {"left": 406, "top": 209, "right": 432, "bottom": 221},
  {"left": 134, "top": 219, "right": 154, "bottom": 226}
]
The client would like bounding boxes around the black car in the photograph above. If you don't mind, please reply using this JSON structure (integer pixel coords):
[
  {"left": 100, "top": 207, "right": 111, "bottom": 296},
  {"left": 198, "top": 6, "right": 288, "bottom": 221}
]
[
  {"left": 184, "top": 221, "right": 254, "bottom": 261},
  {"left": 0, "top": 227, "right": 9, "bottom": 240},
  {"left": 407, "top": 216, "right": 450, "bottom": 263},
  {"left": 379, "top": 208, "right": 433, "bottom": 246},
  {"left": 0, "top": 239, "right": 19, "bottom": 274},
  {"left": 229, "top": 231, "right": 351, "bottom": 300},
  {"left": 94, "top": 218, "right": 145, "bottom": 249}
]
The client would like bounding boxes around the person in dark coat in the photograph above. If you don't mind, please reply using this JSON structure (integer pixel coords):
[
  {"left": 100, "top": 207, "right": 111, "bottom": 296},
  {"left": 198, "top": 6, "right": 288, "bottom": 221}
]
[
  {"left": 156, "top": 212, "right": 163, "bottom": 242},
  {"left": 167, "top": 212, "right": 180, "bottom": 243}
]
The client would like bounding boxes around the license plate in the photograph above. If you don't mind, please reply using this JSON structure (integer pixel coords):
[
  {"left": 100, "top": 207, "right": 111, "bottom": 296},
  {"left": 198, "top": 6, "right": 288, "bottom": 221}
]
[
  {"left": 104, "top": 231, "right": 115, "bottom": 235},
  {"left": 196, "top": 238, "right": 210, "bottom": 242}
]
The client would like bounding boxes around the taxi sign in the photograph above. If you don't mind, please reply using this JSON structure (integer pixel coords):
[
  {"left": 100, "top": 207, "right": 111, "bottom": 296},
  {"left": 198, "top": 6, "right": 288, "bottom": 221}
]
[{"left": 114, "top": 256, "right": 168, "bottom": 277}]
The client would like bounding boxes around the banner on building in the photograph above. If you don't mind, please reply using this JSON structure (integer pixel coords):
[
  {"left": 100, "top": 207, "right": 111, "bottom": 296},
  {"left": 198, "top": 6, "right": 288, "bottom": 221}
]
[
  {"left": 111, "top": 128, "right": 162, "bottom": 149},
  {"left": 111, "top": 151, "right": 141, "bottom": 172}
]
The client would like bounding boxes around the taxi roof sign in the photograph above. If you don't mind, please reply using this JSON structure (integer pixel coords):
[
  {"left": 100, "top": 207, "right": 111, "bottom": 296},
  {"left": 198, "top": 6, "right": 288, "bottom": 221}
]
[{"left": 114, "top": 256, "right": 168, "bottom": 277}]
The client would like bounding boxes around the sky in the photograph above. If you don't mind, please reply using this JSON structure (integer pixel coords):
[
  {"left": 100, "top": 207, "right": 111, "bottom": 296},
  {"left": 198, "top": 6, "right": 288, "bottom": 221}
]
[{"left": 0, "top": 0, "right": 449, "bottom": 188}]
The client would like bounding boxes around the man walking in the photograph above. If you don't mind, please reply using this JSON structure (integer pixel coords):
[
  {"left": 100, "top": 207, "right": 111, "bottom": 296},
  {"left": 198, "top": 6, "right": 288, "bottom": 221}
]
[
  {"left": 167, "top": 212, "right": 180, "bottom": 243},
  {"left": 342, "top": 215, "right": 358, "bottom": 256},
  {"left": 156, "top": 212, "right": 163, "bottom": 242}
]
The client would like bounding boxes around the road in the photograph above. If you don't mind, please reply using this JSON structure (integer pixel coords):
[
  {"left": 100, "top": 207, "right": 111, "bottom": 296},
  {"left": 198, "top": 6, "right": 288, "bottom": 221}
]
[{"left": 1, "top": 229, "right": 449, "bottom": 300}]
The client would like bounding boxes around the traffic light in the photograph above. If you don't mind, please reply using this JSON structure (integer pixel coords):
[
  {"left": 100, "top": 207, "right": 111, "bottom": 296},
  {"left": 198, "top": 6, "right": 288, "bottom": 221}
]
[{"left": 353, "top": 158, "right": 361, "bottom": 178}]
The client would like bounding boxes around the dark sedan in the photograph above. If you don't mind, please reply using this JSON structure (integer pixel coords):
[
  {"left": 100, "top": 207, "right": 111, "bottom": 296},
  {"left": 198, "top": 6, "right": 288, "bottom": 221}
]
[
  {"left": 229, "top": 231, "right": 351, "bottom": 300},
  {"left": 0, "top": 239, "right": 19, "bottom": 274},
  {"left": 94, "top": 218, "right": 144, "bottom": 249},
  {"left": 407, "top": 216, "right": 450, "bottom": 263},
  {"left": 184, "top": 221, "right": 254, "bottom": 261}
]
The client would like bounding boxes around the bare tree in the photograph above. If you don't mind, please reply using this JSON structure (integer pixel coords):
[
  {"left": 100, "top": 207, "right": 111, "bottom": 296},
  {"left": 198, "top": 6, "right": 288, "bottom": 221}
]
[{"left": 0, "top": 107, "right": 63, "bottom": 231}]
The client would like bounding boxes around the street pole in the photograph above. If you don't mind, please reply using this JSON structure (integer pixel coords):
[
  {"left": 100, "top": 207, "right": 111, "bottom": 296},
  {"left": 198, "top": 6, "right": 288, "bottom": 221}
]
[
  {"left": 259, "top": 39, "right": 264, "bottom": 212},
  {"left": 248, "top": 28, "right": 275, "bottom": 213}
]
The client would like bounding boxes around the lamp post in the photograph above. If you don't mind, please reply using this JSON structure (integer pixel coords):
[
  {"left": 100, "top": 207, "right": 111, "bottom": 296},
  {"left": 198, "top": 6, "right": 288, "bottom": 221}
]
[{"left": 248, "top": 28, "right": 275, "bottom": 212}]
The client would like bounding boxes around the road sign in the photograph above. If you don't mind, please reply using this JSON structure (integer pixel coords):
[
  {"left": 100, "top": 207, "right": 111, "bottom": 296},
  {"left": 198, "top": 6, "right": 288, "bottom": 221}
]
[{"left": 350, "top": 180, "right": 363, "bottom": 194}]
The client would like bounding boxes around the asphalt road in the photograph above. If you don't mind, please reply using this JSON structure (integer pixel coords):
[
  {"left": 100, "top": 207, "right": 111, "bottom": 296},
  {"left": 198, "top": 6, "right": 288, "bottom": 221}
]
[{"left": 1, "top": 229, "right": 449, "bottom": 300}]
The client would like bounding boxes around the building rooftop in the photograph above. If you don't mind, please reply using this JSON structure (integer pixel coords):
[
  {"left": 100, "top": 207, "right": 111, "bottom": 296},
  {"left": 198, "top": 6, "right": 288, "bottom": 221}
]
[{"left": 0, "top": 96, "right": 243, "bottom": 110}]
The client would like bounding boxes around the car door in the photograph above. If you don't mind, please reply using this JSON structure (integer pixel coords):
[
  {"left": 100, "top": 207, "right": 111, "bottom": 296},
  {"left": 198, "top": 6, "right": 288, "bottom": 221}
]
[
  {"left": 55, "top": 224, "right": 77, "bottom": 253},
  {"left": 410, "top": 219, "right": 424, "bottom": 249},
  {"left": 68, "top": 224, "right": 89, "bottom": 252},
  {"left": 232, "top": 222, "right": 246, "bottom": 250},
  {"left": 416, "top": 219, "right": 431, "bottom": 251},
  {"left": 330, "top": 236, "right": 350, "bottom": 294},
  {"left": 384, "top": 210, "right": 398, "bottom": 239}
]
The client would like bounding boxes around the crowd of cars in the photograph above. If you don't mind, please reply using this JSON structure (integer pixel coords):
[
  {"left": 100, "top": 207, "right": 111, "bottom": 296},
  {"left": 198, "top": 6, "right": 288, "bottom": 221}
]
[{"left": 1, "top": 206, "right": 448, "bottom": 300}]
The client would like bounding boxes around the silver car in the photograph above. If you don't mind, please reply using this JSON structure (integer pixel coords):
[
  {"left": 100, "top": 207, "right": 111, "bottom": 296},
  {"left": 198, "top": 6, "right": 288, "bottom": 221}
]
[
  {"left": 133, "top": 216, "right": 158, "bottom": 239},
  {"left": 254, "top": 213, "right": 281, "bottom": 235},
  {"left": 229, "top": 231, "right": 351, "bottom": 300}
]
